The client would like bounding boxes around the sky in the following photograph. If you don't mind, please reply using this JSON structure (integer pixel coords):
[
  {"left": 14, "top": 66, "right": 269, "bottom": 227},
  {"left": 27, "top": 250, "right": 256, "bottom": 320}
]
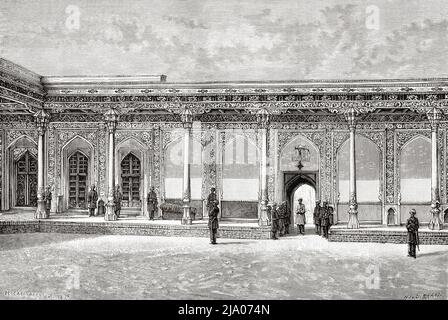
[{"left": 1, "top": 0, "right": 448, "bottom": 81}]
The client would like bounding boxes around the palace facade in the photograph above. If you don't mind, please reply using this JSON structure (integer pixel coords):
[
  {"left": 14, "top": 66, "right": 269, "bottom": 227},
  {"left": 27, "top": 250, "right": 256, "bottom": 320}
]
[{"left": 1, "top": 58, "right": 447, "bottom": 229}]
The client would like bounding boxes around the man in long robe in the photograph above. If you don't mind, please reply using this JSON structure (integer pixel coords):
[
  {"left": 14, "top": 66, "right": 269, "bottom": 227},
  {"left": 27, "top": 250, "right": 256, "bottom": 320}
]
[
  {"left": 206, "top": 187, "right": 219, "bottom": 216},
  {"left": 295, "top": 198, "right": 306, "bottom": 235},
  {"left": 270, "top": 203, "right": 279, "bottom": 240},
  {"left": 313, "top": 201, "right": 321, "bottom": 235},
  {"left": 114, "top": 185, "right": 122, "bottom": 218},
  {"left": 321, "top": 201, "right": 330, "bottom": 238},
  {"left": 406, "top": 209, "right": 419, "bottom": 258},
  {"left": 208, "top": 204, "right": 219, "bottom": 245},
  {"left": 44, "top": 185, "right": 52, "bottom": 217},
  {"left": 87, "top": 185, "right": 98, "bottom": 217},
  {"left": 147, "top": 186, "right": 158, "bottom": 220}
]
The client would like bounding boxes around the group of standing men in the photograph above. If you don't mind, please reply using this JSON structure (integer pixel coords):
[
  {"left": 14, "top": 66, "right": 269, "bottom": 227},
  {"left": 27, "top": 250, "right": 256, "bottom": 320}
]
[
  {"left": 270, "top": 199, "right": 334, "bottom": 240},
  {"left": 270, "top": 201, "right": 292, "bottom": 240},
  {"left": 86, "top": 184, "right": 157, "bottom": 219},
  {"left": 313, "top": 201, "right": 334, "bottom": 238}
]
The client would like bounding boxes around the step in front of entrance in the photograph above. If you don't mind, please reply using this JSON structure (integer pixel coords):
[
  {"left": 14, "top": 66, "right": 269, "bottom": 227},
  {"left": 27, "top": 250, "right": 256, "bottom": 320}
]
[
  {"left": 220, "top": 218, "right": 259, "bottom": 224},
  {"left": 120, "top": 208, "right": 142, "bottom": 216},
  {"left": 0, "top": 220, "right": 271, "bottom": 239},
  {"left": 63, "top": 208, "right": 142, "bottom": 216},
  {"left": 2, "top": 207, "right": 37, "bottom": 214}
]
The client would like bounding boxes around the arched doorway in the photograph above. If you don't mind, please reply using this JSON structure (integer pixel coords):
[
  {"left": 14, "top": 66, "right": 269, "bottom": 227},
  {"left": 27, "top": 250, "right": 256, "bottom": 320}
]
[
  {"left": 121, "top": 153, "right": 141, "bottom": 208},
  {"left": 15, "top": 151, "right": 37, "bottom": 207},
  {"left": 387, "top": 208, "right": 396, "bottom": 225},
  {"left": 68, "top": 151, "right": 88, "bottom": 208},
  {"left": 292, "top": 184, "right": 316, "bottom": 225},
  {"left": 284, "top": 172, "right": 317, "bottom": 228}
]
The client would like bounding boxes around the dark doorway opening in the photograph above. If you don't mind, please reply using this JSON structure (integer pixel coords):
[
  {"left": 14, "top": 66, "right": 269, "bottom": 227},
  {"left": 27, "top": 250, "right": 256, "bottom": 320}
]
[{"left": 284, "top": 172, "right": 318, "bottom": 228}]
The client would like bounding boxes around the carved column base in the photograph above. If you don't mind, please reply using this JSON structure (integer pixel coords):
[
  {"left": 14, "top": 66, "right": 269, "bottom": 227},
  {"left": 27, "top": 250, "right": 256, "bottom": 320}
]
[
  {"left": 347, "top": 208, "right": 359, "bottom": 229},
  {"left": 105, "top": 202, "right": 117, "bottom": 221},
  {"left": 428, "top": 208, "right": 443, "bottom": 230},
  {"left": 35, "top": 200, "right": 49, "bottom": 219},
  {"left": 182, "top": 205, "right": 192, "bottom": 225},
  {"left": 259, "top": 201, "right": 270, "bottom": 226},
  {"left": 258, "top": 218, "right": 269, "bottom": 226}
]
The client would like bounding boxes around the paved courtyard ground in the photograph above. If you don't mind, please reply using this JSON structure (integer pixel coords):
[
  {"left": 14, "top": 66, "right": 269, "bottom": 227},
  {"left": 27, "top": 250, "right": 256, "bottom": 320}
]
[{"left": 0, "top": 232, "right": 447, "bottom": 300}]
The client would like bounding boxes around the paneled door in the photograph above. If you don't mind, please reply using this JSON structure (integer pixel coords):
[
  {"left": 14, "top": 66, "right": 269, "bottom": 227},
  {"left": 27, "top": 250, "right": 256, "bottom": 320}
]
[
  {"left": 121, "top": 153, "right": 141, "bottom": 207},
  {"left": 68, "top": 152, "right": 88, "bottom": 208},
  {"left": 16, "top": 151, "right": 37, "bottom": 207}
]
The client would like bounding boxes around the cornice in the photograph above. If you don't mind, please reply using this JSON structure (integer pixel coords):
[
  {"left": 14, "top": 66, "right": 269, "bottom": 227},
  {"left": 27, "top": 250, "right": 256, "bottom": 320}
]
[
  {"left": 42, "top": 77, "right": 448, "bottom": 97},
  {"left": 0, "top": 58, "right": 44, "bottom": 92}
]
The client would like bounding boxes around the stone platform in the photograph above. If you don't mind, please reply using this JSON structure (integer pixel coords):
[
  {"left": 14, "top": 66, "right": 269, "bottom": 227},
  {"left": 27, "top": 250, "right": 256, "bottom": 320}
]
[
  {"left": 0, "top": 214, "right": 271, "bottom": 239},
  {"left": 329, "top": 225, "right": 448, "bottom": 245},
  {"left": 1, "top": 212, "right": 448, "bottom": 243}
]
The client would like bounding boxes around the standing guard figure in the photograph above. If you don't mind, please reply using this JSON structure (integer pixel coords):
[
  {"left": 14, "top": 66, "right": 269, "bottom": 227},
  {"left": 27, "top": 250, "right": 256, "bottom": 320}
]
[
  {"left": 206, "top": 187, "right": 219, "bottom": 216},
  {"left": 267, "top": 202, "right": 272, "bottom": 225},
  {"left": 283, "top": 201, "right": 291, "bottom": 235},
  {"left": 313, "top": 201, "right": 321, "bottom": 235},
  {"left": 44, "top": 185, "right": 52, "bottom": 217},
  {"left": 295, "top": 198, "right": 306, "bottom": 235},
  {"left": 318, "top": 201, "right": 327, "bottom": 236},
  {"left": 114, "top": 185, "right": 123, "bottom": 218},
  {"left": 327, "top": 206, "right": 335, "bottom": 236},
  {"left": 208, "top": 203, "right": 219, "bottom": 245},
  {"left": 147, "top": 186, "right": 158, "bottom": 220},
  {"left": 87, "top": 185, "right": 98, "bottom": 217},
  {"left": 278, "top": 202, "right": 286, "bottom": 236},
  {"left": 406, "top": 209, "right": 420, "bottom": 258},
  {"left": 321, "top": 202, "right": 331, "bottom": 238},
  {"left": 270, "top": 202, "right": 279, "bottom": 240}
]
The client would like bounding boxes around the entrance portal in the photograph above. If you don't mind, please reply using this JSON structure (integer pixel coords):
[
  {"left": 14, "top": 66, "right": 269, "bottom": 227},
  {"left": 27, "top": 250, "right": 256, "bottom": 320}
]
[
  {"left": 292, "top": 184, "right": 315, "bottom": 225},
  {"left": 284, "top": 172, "right": 318, "bottom": 227}
]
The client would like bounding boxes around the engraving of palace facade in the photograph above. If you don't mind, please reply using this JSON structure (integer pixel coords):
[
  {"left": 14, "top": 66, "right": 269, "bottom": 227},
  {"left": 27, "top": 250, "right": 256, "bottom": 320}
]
[{"left": 1, "top": 58, "right": 447, "bottom": 229}]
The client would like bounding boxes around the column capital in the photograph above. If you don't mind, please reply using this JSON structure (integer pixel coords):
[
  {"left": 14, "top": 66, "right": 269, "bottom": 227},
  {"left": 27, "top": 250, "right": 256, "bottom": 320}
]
[
  {"left": 181, "top": 108, "right": 194, "bottom": 129},
  {"left": 256, "top": 108, "right": 270, "bottom": 129},
  {"left": 34, "top": 109, "right": 50, "bottom": 135},
  {"left": 104, "top": 108, "right": 119, "bottom": 133},
  {"left": 427, "top": 107, "right": 442, "bottom": 131}
]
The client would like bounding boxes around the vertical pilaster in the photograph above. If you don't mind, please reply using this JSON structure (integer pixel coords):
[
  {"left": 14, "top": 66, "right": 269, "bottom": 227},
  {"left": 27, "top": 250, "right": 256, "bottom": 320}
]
[
  {"left": 34, "top": 109, "right": 50, "bottom": 219},
  {"left": 345, "top": 108, "right": 359, "bottom": 229},
  {"left": 181, "top": 108, "right": 193, "bottom": 225},
  {"left": 257, "top": 108, "right": 270, "bottom": 226},
  {"left": 428, "top": 108, "right": 443, "bottom": 230},
  {"left": 104, "top": 109, "right": 119, "bottom": 221}
]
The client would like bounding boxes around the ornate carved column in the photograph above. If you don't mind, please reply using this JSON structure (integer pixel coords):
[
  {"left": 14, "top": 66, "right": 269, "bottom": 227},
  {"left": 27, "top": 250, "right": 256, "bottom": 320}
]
[
  {"left": 181, "top": 108, "right": 193, "bottom": 225},
  {"left": 257, "top": 108, "right": 270, "bottom": 226},
  {"left": 428, "top": 108, "right": 443, "bottom": 230},
  {"left": 34, "top": 109, "right": 50, "bottom": 219},
  {"left": 345, "top": 108, "right": 359, "bottom": 229},
  {"left": 104, "top": 109, "right": 119, "bottom": 221}
]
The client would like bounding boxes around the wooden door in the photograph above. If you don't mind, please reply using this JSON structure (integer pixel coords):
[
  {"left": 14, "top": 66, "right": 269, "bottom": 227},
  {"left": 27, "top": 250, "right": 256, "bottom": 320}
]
[
  {"left": 121, "top": 153, "right": 141, "bottom": 207},
  {"left": 68, "top": 152, "right": 88, "bottom": 208}
]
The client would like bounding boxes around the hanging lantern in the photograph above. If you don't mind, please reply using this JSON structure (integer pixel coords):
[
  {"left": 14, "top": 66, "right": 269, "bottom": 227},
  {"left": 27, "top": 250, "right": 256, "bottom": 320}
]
[{"left": 292, "top": 145, "right": 310, "bottom": 170}]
